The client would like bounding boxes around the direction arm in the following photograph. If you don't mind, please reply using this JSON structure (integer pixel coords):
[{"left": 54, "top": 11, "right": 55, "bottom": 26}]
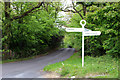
[{"left": 66, "top": 28, "right": 83, "bottom": 32}]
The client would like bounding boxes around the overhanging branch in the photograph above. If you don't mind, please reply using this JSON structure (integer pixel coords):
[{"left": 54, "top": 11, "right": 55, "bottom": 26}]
[
  {"left": 61, "top": 9, "right": 76, "bottom": 13},
  {"left": 11, "top": 2, "right": 44, "bottom": 21},
  {"left": 72, "top": 2, "right": 84, "bottom": 19}
]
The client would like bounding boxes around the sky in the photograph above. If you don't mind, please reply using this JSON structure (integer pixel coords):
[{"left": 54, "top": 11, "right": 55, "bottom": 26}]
[{"left": 58, "top": 0, "right": 73, "bottom": 21}]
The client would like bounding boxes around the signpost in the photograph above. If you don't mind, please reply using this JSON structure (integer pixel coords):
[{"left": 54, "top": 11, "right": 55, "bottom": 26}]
[{"left": 65, "top": 20, "right": 101, "bottom": 67}]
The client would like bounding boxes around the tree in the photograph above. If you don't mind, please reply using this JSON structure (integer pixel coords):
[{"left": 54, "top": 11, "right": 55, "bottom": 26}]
[
  {"left": 61, "top": 1, "right": 108, "bottom": 19},
  {"left": 2, "top": 2, "right": 64, "bottom": 60},
  {"left": 63, "top": 2, "right": 119, "bottom": 57},
  {"left": 86, "top": 2, "right": 120, "bottom": 57}
]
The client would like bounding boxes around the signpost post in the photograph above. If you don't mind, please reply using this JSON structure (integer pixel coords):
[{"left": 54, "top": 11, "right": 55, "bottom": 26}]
[{"left": 65, "top": 20, "right": 101, "bottom": 67}]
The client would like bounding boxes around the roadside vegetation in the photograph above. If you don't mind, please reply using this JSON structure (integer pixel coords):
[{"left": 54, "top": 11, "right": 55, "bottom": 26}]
[
  {"left": 1, "top": 2, "right": 65, "bottom": 61},
  {"left": 64, "top": 2, "right": 119, "bottom": 58},
  {"left": 1, "top": 47, "right": 60, "bottom": 63},
  {"left": 44, "top": 52, "right": 118, "bottom": 78},
  {"left": 44, "top": 2, "right": 119, "bottom": 78}
]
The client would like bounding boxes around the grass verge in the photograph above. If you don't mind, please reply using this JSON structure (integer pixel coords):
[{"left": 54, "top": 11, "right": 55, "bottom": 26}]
[{"left": 43, "top": 52, "right": 118, "bottom": 78}]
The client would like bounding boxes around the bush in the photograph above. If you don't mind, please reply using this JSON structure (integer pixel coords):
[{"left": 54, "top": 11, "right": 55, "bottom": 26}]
[
  {"left": 86, "top": 2, "right": 120, "bottom": 57},
  {"left": 2, "top": 9, "right": 65, "bottom": 60}
]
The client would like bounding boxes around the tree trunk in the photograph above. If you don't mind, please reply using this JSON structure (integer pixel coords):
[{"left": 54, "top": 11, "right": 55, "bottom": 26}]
[{"left": 3, "top": 2, "right": 11, "bottom": 60}]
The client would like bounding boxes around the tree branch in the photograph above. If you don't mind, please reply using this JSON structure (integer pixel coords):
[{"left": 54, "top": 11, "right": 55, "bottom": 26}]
[
  {"left": 31, "top": 8, "right": 42, "bottom": 13},
  {"left": 61, "top": 9, "right": 76, "bottom": 13},
  {"left": 72, "top": 2, "right": 84, "bottom": 19},
  {"left": 43, "top": 2, "right": 49, "bottom": 12},
  {"left": 11, "top": 2, "right": 44, "bottom": 21}
]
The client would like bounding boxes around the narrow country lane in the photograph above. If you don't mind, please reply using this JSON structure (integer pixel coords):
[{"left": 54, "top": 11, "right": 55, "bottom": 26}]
[{"left": 2, "top": 48, "right": 75, "bottom": 78}]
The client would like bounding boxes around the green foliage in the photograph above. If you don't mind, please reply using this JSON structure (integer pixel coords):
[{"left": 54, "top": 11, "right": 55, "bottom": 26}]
[
  {"left": 60, "top": 65, "right": 69, "bottom": 76},
  {"left": 2, "top": 2, "right": 64, "bottom": 59},
  {"left": 86, "top": 2, "right": 120, "bottom": 57},
  {"left": 64, "top": 13, "right": 82, "bottom": 52},
  {"left": 64, "top": 33, "right": 82, "bottom": 51},
  {"left": 67, "top": 13, "right": 82, "bottom": 28},
  {"left": 64, "top": 2, "right": 119, "bottom": 57}
]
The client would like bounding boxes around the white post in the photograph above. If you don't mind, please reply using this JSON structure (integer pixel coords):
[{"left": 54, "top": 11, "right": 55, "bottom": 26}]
[
  {"left": 65, "top": 20, "right": 101, "bottom": 67},
  {"left": 82, "top": 29, "right": 84, "bottom": 67},
  {"left": 80, "top": 20, "right": 86, "bottom": 67}
]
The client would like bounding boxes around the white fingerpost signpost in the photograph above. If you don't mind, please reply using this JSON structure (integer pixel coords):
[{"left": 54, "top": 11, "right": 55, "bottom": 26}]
[{"left": 66, "top": 20, "right": 101, "bottom": 67}]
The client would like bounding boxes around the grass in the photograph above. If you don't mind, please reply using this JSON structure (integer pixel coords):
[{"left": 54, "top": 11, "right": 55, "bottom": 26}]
[{"left": 43, "top": 52, "right": 118, "bottom": 78}]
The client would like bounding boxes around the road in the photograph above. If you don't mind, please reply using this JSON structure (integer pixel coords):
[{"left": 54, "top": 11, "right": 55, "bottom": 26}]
[{"left": 2, "top": 48, "right": 75, "bottom": 78}]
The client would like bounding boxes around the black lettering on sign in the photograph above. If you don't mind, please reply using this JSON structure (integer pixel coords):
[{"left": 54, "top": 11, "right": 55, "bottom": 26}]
[{"left": 68, "top": 29, "right": 75, "bottom": 30}]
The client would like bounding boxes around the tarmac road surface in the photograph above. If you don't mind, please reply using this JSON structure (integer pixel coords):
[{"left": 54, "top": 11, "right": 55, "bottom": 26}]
[{"left": 2, "top": 48, "right": 75, "bottom": 78}]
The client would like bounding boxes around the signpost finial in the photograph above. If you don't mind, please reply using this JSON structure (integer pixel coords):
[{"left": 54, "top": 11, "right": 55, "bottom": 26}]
[{"left": 80, "top": 20, "right": 86, "bottom": 27}]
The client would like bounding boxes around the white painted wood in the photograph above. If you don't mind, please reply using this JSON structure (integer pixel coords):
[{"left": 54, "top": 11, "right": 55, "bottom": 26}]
[
  {"left": 66, "top": 28, "right": 83, "bottom": 32},
  {"left": 65, "top": 20, "right": 101, "bottom": 67},
  {"left": 84, "top": 31, "right": 101, "bottom": 36},
  {"left": 82, "top": 27, "right": 84, "bottom": 67},
  {"left": 80, "top": 20, "right": 86, "bottom": 68}
]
